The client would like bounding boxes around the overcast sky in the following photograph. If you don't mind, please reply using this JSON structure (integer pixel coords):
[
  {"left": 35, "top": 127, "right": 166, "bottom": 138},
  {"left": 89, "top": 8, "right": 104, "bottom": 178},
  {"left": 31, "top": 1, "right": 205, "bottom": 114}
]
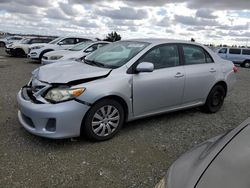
[{"left": 0, "top": 0, "right": 249, "bottom": 45}]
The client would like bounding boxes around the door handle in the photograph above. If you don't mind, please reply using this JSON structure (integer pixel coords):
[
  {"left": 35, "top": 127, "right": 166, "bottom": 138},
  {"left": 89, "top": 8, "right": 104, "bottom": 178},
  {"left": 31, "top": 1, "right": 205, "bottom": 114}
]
[
  {"left": 175, "top": 72, "right": 184, "bottom": 78},
  {"left": 209, "top": 68, "right": 216, "bottom": 73}
]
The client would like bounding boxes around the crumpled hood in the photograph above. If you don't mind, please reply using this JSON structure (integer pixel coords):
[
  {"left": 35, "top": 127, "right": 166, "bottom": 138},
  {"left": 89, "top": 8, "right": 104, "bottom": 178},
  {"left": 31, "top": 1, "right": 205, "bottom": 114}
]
[{"left": 34, "top": 61, "right": 111, "bottom": 84}]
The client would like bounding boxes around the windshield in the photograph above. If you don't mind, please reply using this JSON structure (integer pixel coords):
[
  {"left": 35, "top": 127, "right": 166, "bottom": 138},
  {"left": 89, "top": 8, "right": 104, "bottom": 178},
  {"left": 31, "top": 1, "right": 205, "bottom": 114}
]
[
  {"left": 49, "top": 37, "right": 62, "bottom": 44},
  {"left": 69, "top": 41, "right": 93, "bottom": 51},
  {"left": 85, "top": 41, "right": 149, "bottom": 69}
]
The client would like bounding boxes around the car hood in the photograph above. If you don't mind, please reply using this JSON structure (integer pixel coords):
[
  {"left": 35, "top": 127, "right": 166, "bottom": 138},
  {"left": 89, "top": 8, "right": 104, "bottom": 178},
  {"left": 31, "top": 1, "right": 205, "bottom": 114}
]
[
  {"left": 30, "top": 43, "right": 55, "bottom": 48},
  {"left": 44, "top": 50, "right": 83, "bottom": 59},
  {"left": 34, "top": 61, "right": 111, "bottom": 84},
  {"left": 163, "top": 118, "right": 250, "bottom": 188}
]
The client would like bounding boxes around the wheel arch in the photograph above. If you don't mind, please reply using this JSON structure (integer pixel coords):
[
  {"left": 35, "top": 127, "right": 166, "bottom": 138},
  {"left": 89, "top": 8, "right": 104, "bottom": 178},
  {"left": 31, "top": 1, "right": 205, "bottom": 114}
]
[
  {"left": 211, "top": 81, "right": 228, "bottom": 97},
  {"left": 39, "top": 49, "right": 54, "bottom": 59},
  {"left": 80, "top": 95, "right": 129, "bottom": 137}
]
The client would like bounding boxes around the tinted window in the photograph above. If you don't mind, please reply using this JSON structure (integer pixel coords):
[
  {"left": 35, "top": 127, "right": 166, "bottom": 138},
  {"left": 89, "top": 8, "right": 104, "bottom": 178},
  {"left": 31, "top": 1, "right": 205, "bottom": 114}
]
[
  {"left": 139, "top": 45, "right": 180, "bottom": 69},
  {"left": 77, "top": 38, "right": 92, "bottom": 43},
  {"left": 242, "top": 49, "right": 250, "bottom": 55},
  {"left": 183, "top": 45, "right": 206, "bottom": 65},
  {"left": 229, "top": 48, "right": 241, "bottom": 54},
  {"left": 218, "top": 48, "right": 227, "bottom": 54}
]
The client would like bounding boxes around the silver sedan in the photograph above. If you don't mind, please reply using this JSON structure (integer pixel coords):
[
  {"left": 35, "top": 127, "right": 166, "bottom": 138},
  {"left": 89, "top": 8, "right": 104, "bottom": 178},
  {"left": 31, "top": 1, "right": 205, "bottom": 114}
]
[{"left": 17, "top": 39, "right": 237, "bottom": 141}]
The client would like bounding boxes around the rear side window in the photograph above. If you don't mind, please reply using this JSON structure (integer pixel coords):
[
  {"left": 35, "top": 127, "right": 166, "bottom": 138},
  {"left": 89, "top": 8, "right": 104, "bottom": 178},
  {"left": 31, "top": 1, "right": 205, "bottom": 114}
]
[
  {"left": 242, "top": 49, "right": 250, "bottom": 55},
  {"left": 182, "top": 45, "right": 213, "bottom": 65},
  {"left": 229, "top": 48, "right": 241, "bottom": 54}
]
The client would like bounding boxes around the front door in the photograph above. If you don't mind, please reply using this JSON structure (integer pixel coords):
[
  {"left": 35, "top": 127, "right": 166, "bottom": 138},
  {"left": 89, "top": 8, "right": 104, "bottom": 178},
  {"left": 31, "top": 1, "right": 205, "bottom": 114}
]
[{"left": 132, "top": 44, "right": 185, "bottom": 116}]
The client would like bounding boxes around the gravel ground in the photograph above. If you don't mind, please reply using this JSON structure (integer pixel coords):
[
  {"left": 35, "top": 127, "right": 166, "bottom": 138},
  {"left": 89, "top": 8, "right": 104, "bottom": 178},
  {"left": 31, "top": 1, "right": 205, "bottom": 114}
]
[{"left": 0, "top": 47, "right": 249, "bottom": 188}]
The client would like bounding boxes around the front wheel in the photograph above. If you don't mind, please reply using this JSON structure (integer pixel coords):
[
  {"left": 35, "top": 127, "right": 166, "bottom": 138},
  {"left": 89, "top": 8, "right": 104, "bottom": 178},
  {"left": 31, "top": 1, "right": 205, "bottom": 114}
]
[
  {"left": 202, "top": 85, "right": 226, "bottom": 113},
  {"left": 82, "top": 99, "right": 124, "bottom": 141}
]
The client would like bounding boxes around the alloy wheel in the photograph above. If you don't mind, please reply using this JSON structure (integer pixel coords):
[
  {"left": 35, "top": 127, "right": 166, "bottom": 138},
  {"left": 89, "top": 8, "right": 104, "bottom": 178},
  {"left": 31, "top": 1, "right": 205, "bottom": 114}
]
[{"left": 91, "top": 105, "right": 120, "bottom": 137}]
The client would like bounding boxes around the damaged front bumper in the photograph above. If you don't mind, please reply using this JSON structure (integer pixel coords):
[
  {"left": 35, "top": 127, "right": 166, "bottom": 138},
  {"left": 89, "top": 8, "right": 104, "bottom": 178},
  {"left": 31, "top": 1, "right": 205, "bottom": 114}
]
[{"left": 17, "top": 87, "right": 90, "bottom": 139}]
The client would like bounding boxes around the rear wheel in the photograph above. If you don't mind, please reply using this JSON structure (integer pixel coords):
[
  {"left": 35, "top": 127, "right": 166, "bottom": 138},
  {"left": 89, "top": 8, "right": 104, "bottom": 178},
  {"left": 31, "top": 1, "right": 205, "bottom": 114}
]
[
  {"left": 243, "top": 61, "right": 250, "bottom": 68},
  {"left": 82, "top": 99, "right": 124, "bottom": 141},
  {"left": 202, "top": 85, "right": 226, "bottom": 113}
]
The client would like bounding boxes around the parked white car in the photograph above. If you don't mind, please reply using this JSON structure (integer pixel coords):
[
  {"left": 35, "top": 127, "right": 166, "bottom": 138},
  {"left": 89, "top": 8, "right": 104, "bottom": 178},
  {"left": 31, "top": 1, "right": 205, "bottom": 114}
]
[
  {"left": 5, "top": 37, "right": 53, "bottom": 57},
  {"left": 42, "top": 41, "right": 110, "bottom": 65},
  {"left": 0, "top": 35, "right": 23, "bottom": 47},
  {"left": 217, "top": 47, "right": 250, "bottom": 68},
  {"left": 28, "top": 37, "right": 94, "bottom": 61}
]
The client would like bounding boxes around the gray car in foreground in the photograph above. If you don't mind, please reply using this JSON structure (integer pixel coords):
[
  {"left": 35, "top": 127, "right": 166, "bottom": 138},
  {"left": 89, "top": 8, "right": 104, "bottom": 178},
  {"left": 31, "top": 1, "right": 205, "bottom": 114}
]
[
  {"left": 155, "top": 117, "right": 250, "bottom": 188},
  {"left": 17, "top": 39, "right": 237, "bottom": 140}
]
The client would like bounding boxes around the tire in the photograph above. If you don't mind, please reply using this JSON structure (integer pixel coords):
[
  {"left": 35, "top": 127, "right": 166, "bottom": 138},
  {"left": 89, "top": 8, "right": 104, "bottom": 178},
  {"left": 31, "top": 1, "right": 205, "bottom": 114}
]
[
  {"left": 202, "top": 85, "right": 226, "bottom": 113},
  {"left": 243, "top": 61, "right": 250, "bottom": 68},
  {"left": 0, "top": 42, "right": 5, "bottom": 47},
  {"left": 14, "top": 48, "right": 25, "bottom": 57},
  {"left": 82, "top": 99, "right": 125, "bottom": 141}
]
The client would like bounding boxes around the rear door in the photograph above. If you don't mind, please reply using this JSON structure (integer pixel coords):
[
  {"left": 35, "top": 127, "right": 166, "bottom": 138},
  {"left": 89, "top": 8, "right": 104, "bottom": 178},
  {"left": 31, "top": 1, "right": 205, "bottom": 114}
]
[
  {"left": 132, "top": 44, "right": 185, "bottom": 116},
  {"left": 181, "top": 44, "right": 218, "bottom": 105}
]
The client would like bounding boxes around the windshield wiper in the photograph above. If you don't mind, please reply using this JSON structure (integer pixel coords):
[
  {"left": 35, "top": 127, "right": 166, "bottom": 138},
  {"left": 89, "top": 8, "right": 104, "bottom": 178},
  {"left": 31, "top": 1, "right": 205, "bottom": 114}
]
[{"left": 84, "top": 59, "right": 107, "bottom": 68}]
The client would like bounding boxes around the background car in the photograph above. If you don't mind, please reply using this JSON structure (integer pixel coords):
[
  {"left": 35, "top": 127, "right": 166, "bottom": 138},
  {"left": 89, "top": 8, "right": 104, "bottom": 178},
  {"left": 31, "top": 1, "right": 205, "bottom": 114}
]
[
  {"left": 0, "top": 35, "right": 23, "bottom": 47},
  {"left": 27, "top": 36, "right": 95, "bottom": 61},
  {"left": 155, "top": 117, "right": 250, "bottom": 188},
  {"left": 17, "top": 39, "right": 237, "bottom": 141},
  {"left": 5, "top": 37, "right": 54, "bottom": 57},
  {"left": 217, "top": 47, "right": 250, "bottom": 68},
  {"left": 42, "top": 41, "right": 110, "bottom": 65}
]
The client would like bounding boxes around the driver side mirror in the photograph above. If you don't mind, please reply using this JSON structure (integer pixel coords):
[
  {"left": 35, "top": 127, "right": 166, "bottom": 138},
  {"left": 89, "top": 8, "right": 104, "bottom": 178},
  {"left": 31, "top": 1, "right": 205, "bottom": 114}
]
[
  {"left": 136, "top": 62, "right": 154, "bottom": 73},
  {"left": 58, "top": 41, "right": 63, "bottom": 45}
]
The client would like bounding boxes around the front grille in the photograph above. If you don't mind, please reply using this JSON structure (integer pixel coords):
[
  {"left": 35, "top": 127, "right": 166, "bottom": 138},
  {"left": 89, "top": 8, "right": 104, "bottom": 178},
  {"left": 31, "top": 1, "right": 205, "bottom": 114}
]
[{"left": 21, "top": 86, "right": 44, "bottom": 104}]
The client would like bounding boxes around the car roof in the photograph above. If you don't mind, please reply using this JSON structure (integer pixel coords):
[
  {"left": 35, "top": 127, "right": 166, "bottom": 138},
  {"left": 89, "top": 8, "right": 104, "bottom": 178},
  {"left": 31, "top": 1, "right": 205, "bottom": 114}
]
[{"left": 122, "top": 38, "right": 203, "bottom": 46}]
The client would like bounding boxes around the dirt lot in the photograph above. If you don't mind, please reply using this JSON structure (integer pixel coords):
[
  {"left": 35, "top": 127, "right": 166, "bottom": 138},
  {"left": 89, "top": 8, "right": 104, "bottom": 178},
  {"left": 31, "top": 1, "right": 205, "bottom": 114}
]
[{"left": 0, "top": 47, "right": 249, "bottom": 188}]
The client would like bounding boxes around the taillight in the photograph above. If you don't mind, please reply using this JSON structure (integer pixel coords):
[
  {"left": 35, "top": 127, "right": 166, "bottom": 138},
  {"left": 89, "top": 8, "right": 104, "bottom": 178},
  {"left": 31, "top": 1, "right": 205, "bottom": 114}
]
[{"left": 233, "top": 66, "right": 238, "bottom": 73}]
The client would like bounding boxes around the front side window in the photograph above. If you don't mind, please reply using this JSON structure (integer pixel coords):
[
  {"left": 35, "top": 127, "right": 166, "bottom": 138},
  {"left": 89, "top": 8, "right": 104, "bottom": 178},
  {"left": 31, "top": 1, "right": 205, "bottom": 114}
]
[
  {"left": 183, "top": 45, "right": 210, "bottom": 65},
  {"left": 85, "top": 41, "right": 149, "bottom": 69},
  {"left": 138, "top": 44, "right": 180, "bottom": 69},
  {"left": 59, "top": 38, "right": 76, "bottom": 45},
  {"left": 49, "top": 37, "right": 62, "bottom": 44},
  {"left": 218, "top": 48, "right": 227, "bottom": 54},
  {"left": 229, "top": 48, "right": 241, "bottom": 54}
]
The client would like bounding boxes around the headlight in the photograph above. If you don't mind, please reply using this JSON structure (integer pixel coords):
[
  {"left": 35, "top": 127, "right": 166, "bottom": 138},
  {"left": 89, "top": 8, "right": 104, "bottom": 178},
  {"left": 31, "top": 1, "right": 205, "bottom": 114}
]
[
  {"left": 44, "top": 87, "right": 85, "bottom": 103},
  {"left": 31, "top": 45, "right": 44, "bottom": 50},
  {"left": 49, "top": 55, "right": 63, "bottom": 60}
]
